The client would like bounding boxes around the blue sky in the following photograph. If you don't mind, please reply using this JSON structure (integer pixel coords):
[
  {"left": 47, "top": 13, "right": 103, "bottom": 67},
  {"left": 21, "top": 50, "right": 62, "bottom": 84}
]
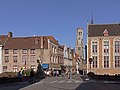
[{"left": 0, "top": 0, "right": 120, "bottom": 48}]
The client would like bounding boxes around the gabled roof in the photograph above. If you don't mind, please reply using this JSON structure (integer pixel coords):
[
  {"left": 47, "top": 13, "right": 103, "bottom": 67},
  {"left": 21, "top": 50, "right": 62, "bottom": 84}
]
[
  {"left": 88, "top": 24, "right": 120, "bottom": 37},
  {"left": 47, "top": 36, "right": 59, "bottom": 45}
]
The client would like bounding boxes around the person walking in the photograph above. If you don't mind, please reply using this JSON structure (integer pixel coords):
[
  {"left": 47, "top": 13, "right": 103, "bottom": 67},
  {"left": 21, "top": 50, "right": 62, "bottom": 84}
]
[
  {"left": 56, "top": 70, "right": 59, "bottom": 77},
  {"left": 30, "top": 69, "right": 35, "bottom": 83},
  {"left": 68, "top": 71, "right": 71, "bottom": 79},
  {"left": 18, "top": 71, "right": 22, "bottom": 82}
]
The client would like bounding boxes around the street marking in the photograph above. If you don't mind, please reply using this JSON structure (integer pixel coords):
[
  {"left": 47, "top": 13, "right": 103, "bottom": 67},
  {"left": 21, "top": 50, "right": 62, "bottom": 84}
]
[
  {"left": 58, "top": 80, "right": 65, "bottom": 83},
  {"left": 85, "top": 78, "right": 89, "bottom": 81},
  {"left": 104, "top": 81, "right": 116, "bottom": 83},
  {"left": 66, "top": 80, "right": 72, "bottom": 83},
  {"left": 74, "top": 80, "right": 83, "bottom": 83},
  {"left": 50, "top": 80, "right": 57, "bottom": 83},
  {"left": 49, "top": 80, "right": 84, "bottom": 84}
]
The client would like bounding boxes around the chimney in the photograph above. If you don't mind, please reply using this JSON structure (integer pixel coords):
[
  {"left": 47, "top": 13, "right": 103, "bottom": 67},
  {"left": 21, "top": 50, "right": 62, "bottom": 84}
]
[{"left": 8, "top": 32, "right": 13, "bottom": 38}]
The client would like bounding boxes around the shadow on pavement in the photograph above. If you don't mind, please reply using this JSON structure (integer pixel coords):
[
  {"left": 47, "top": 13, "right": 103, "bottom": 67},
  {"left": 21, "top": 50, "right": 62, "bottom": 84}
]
[{"left": 75, "top": 82, "right": 120, "bottom": 90}]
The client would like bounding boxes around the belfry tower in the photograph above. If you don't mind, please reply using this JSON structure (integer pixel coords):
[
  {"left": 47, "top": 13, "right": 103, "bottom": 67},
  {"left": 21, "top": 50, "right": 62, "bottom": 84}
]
[{"left": 76, "top": 27, "right": 84, "bottom": 60}]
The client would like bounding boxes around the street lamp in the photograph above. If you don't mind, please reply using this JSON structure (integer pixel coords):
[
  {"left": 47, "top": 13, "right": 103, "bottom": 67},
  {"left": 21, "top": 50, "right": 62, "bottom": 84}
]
[{"left": 89, "top": 58, "right": 93, "bottom": 72}]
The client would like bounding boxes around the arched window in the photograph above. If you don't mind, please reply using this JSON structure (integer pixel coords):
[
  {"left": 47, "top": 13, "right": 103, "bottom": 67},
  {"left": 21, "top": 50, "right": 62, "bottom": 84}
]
[
  {"left": 115, "top": 39, "right": 120, "bottom": 53},
  {"left": 91, "top": 39, "right": 98, "bottom": 68},
  {"left": 114, "top": 38, "right": 120, "bottom": 68},
  {"left": 92, "top": 40, "right": 98, "bottom": 54},
  {"left": 103, "top": 39, "right": 109, "bottom": 68}
]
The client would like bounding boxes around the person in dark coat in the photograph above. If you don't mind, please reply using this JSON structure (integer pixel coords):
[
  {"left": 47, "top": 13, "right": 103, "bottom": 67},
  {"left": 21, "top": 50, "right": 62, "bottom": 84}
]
[
  {"left": 18, "top": 71, "right": 22, "bottom": 82},
  {"left": 30, "top": 69, "right": 35, "bottom": 83}
]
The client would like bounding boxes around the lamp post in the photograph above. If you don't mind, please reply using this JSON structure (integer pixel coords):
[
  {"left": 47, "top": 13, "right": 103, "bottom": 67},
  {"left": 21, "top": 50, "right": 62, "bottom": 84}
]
[{"left": 89, "top": 58, "right": 93, "bottom": 72}]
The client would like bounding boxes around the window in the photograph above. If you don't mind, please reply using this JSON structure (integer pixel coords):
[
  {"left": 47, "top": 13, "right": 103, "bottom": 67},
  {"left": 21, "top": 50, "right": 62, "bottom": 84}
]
[
  {"left": 22, "top": 55, "right": 27, "bottom": 62},
  {"left": 115, "top": 56, "right": 120, "bottom": 67},
  {"left": 43, "top": 41, "right": 45, "bottom": 48},
  {"left": 53, "top": 56, "right": 56, "bottom": 63},
  {"left": 13, "top": 49, "right": 17, "bottom": 54},
  {"left": 22, "top": 49, "right": 28, "bottom": 54},
  {"left": 104, "top": 41, "right": 109, "bottom": 54},
  {"left": 79, "top": 32, "right": 82, "bottom": 35},
  {"left": 5, "top": 56, "right": 9, "bottom": 63},
  {"left": 104, "top": 56, "right": 109, "bottom": 68},
  {"left": 92, "top": 42, "right": 97, "bottom": 54},
  {"left": 50, "top": 56, "right": 53, "bottom": 63},
  {"left": 52, "top": 46, "right": 54, "bottom": 53},
  {"left": 92, "top": 56, "right": 97, "bottom": 68},
  {"left": 3, "top": 66, "right": 7, "bottom": 72},
  {"left": 30, "top": 55, "right": 35, "bottom": 62},
  {"left": 115, "top": 41, "right": 120, "bottom": 53},
  {"left": 5, "top": 49, "right": 9, "bottom": 54},
  {"left": 13, "top": 56, "right": 17, "bottom": 63},
  {"left": 55, "top": 48, "right": 57, "bottom": 54},
  {"left": 13, "top": 65, "right": 18, "bottom": 72},
  {"left": 30, "top": 49, "right": 35, "bottom": 54},
  {"left": 78, "top": 47, "right": 80, "bottom": 50},
  {"left": 54, "top": 47, "right": 56, "bottom": 53}
]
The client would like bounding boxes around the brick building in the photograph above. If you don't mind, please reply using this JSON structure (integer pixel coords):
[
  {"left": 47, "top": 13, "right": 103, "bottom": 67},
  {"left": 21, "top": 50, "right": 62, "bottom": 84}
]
[
  {"left": 0, "top": 32, "right": 64, "bottom": 73},
  {"left": 87, "top": 24, "right": 120, "bottom": 75}
]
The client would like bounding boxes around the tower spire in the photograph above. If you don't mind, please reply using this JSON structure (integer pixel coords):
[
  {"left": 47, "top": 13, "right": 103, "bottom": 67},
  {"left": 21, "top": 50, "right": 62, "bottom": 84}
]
[{"left": 91, "top": 11, "right": 94, "bottom": 24}]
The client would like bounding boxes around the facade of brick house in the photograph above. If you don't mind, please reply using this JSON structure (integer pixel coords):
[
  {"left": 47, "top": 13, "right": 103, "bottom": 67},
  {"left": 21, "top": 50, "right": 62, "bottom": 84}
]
[
  {"left": 87, "top": 24, "right": 120, "bottom": 75},
  {"left": 0, "top": 32, "right": 64, "bottom": 73}
]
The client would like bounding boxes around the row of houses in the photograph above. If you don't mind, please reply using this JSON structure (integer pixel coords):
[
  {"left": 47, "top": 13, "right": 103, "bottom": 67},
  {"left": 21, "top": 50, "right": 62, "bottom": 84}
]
[
  {"left": 0, "top": 32, "right": 79, "bottom": 74},
  {"left": 1, "top": 23, "right": 119, "bottom": 76}
]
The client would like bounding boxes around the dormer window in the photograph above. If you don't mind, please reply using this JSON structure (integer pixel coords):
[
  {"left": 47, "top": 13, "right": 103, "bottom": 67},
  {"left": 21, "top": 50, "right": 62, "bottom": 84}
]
[{"left": 103, "top": 29, "right": 108, "bottom": 36}]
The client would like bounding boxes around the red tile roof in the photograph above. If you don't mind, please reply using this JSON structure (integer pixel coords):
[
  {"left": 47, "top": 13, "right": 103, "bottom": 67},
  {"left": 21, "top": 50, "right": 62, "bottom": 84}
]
[
  {"left": 3, "top": 36, "right": 59, "bottom": 49},
  {"left": 3, "top": 37, "right": 41, "bottom": 49}
]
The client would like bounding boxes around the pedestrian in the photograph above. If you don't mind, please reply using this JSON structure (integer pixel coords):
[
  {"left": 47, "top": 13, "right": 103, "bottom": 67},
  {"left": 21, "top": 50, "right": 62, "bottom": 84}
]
[
  {"left": 22, "top": 70, "right": 25, "bottom": 81},
  {"left": 53, "top": 70, "right": 56, "bottom": 77},
  {"left": 46, "top": 70, "right": 50, "bottom": 77},
  {"left": 68, "top": 71, "right": 71, "bottom": 79},
  {"left": 61, "top": 71, "right": 64, "bottom": 77},
  {"left": 30, "top": 69, "right": 35, "bottom": 83},
  {"left": 50, "top": 68, "right": 53, "bottom": 77},
  {"left": 18, "top": 71, "right": 22, "bottom": 82},
  {"left": 56, "top": 70, "right": 59, "bottom": 77}
]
